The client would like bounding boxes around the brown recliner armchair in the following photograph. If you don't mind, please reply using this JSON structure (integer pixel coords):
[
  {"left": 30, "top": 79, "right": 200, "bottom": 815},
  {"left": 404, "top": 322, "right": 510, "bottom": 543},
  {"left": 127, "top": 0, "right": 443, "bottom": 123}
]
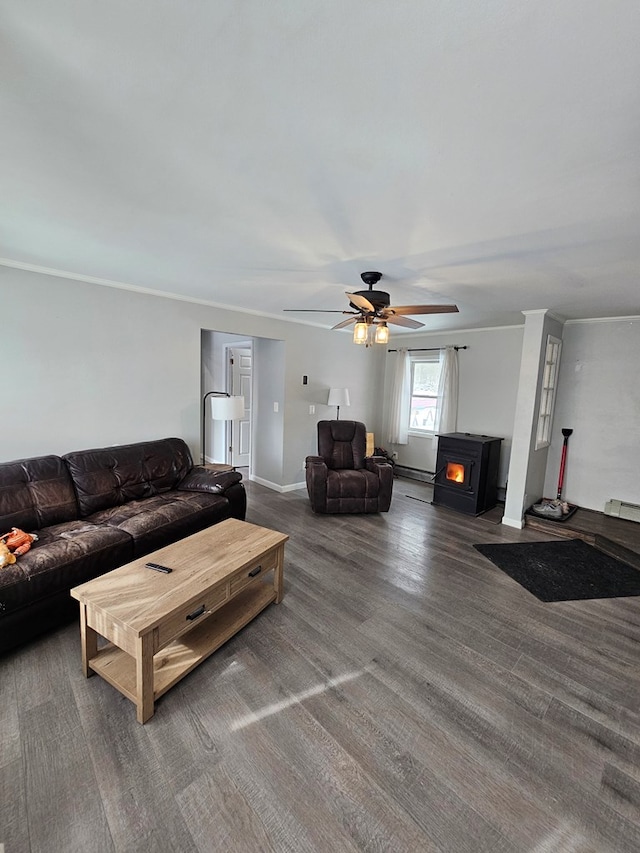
[{"left": 305, "top": 420, "right": 393, "bottom": 513}]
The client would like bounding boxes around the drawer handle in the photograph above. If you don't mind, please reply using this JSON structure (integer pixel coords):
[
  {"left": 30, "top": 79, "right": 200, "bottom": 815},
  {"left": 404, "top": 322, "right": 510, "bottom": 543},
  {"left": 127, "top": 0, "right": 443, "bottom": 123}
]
[
  {"left": 248, "top": 565, "right": 262, "bottom": 578},
  {"left": 186, "top": 604, "right": 206, "bottom": 621}
]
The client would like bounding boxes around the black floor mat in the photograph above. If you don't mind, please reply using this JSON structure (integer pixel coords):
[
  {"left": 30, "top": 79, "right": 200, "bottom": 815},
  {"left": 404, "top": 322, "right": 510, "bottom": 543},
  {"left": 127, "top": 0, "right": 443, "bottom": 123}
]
[{"left": 473, "top": 538, "right": 640, "bottom": 602}]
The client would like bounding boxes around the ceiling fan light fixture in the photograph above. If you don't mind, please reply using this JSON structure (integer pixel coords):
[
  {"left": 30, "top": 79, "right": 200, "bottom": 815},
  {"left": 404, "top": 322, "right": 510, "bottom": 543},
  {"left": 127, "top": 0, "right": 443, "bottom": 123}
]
[
  {"left": 284, "top": 271, "right": 458, "bottom": 340},
  {"left": 374, "top": 323, "right": 389, "bottom": 345},
  {"left": 353, "top": 321, "right": 369, "bottom": 344}
]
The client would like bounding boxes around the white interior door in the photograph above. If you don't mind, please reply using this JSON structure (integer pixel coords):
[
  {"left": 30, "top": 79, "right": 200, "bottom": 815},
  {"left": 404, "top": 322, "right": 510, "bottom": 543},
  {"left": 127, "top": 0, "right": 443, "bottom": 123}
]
[{"left": 229, "top": 346, "right": 252, "bottom": 467}]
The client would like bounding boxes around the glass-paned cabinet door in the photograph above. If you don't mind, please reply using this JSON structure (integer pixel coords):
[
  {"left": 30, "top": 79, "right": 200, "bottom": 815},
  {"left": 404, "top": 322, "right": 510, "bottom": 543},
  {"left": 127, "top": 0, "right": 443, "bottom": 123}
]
[{"left": 535, "top": 335, "right": 562, "bottom": 449}]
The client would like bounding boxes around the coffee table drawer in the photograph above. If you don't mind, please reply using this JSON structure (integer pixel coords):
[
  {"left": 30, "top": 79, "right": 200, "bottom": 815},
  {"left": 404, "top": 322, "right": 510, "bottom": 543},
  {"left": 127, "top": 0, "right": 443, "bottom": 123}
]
[
  {"left": 229, "top": 550, "right": 278, "bottom": 596},
  {"left": 157, "top": 586, "right": 228, "bottom": 648}
]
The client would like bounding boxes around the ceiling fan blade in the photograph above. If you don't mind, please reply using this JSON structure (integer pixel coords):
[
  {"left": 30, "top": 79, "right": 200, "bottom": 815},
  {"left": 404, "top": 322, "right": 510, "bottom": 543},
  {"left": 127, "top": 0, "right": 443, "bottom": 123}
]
[
  {"left": 385, "top": 315, "right": 425, "bottom": 329},
  {"left": 346, "top": 292, "right": 375, "bottom": 313},
  {"left": 332, "top": 317, "right": 357, "bottom": 330},
  {"left": 385, "top": 304, "right": 459, "bottom": 316}
]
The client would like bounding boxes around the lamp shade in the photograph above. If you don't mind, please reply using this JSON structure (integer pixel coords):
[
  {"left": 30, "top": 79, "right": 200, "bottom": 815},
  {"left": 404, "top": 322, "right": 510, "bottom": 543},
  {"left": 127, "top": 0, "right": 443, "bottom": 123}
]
[
  {"left": 211, "top": 395, "right": 245, "bottom": 420},
  {"left": 327, "top": 388, "right": 350, "bottom": 408}
]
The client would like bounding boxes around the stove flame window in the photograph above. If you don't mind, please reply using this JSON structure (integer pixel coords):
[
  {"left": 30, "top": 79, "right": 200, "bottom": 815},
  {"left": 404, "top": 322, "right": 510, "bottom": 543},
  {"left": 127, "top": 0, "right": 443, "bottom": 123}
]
[{"left": 446, "top": 462, "right": 465, "bottom": 484}]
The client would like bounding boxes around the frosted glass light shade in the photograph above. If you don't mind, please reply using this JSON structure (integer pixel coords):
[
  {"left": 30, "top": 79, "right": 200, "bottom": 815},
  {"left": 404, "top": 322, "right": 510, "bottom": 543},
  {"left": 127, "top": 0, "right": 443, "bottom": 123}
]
[
  {"left": 211, "top": 395, "right": 245, "bottom": 420},
  {"left": 353, "top": 321, "right": 368, "bottom": 344},
  {"left": 374, "top": 323, "right": 389, "bottom": 344}
]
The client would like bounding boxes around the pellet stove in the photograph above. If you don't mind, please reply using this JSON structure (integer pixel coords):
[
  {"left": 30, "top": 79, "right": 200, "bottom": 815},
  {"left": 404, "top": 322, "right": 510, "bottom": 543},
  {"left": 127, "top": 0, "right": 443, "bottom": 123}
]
[{"left": 432, "top": 433, "right": 503, "bottom": 516}]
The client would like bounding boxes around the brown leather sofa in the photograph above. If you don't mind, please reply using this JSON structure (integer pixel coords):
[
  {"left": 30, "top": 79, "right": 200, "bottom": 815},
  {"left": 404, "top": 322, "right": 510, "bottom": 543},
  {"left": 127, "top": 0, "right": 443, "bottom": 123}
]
[
  {"left": 305, "top": 420, "right": 393, "bottom": 513},
  {"left": 0, "top": 437, "right": 246, "bottom": 653}
]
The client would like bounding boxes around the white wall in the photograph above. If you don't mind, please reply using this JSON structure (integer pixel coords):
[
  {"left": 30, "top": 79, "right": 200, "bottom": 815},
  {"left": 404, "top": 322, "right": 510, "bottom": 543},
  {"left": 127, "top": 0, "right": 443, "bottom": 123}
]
[
  {"left": 543, "top": 318, "right": 640, "bottom": 511},
  {"left": 1, "top": 267, "right": 380, "bottom": 488},
  {"left": 252, "top": 337, "right": 285, "bottom": 487},
  {"left": 382, "top": 326, "right": 524, "bottom": 488}
]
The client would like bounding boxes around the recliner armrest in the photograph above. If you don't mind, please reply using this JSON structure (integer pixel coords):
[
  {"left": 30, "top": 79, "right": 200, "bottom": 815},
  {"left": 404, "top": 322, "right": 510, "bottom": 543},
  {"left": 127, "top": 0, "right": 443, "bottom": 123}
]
[
  {"left": 367, "top": 455, "right": 389, "bottom": 465},
  {"left": 305, "top": 456, "right": 326, "bottom": 468},
  {"left": 365, "top": 457, "right": 394, "bottom": 511},
  {"left": 365, "top": 457, "right": 392, "bottom": 473},
  {"left": 305, "top": 455, "right": 328, "bottom": 513},
  {"left": 177, "top": 466, "right": 243, "bottom": 494}
]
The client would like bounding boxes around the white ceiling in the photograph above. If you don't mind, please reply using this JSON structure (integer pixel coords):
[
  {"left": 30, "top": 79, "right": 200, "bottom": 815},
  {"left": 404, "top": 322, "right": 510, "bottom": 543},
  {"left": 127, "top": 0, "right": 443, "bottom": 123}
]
[{"left": 2, "top": 1, "right": 640, "bottom": 333}]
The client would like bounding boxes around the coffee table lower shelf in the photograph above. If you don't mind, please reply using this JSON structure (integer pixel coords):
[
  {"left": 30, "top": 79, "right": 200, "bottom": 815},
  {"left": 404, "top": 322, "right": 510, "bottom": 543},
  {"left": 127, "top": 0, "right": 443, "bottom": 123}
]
[{"left": 89, "top": 583, "right": 275, "bottom": 710}]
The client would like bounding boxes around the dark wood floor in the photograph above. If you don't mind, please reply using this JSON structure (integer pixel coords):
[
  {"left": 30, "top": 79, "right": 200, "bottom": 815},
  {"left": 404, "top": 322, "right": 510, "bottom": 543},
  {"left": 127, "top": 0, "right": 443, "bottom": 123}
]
[{"left": 3, "top": 478, "right": 640, "bottom": 852}]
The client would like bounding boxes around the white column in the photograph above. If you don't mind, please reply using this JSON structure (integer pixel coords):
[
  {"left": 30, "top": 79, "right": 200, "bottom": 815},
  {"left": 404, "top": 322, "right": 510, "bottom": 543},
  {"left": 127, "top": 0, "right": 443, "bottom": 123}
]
[{"left": 503, "top": 310, "right": 564, "bottom": 528}]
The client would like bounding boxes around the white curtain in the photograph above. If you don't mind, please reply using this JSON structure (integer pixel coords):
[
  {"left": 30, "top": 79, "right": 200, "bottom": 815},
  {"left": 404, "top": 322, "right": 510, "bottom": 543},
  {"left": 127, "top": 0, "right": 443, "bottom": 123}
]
[
  {"left": 386, "top": 348, "right": 410, "bottom": 445},
  {"left": 434, "top": 346, "right": 459, "bottom": 434}
]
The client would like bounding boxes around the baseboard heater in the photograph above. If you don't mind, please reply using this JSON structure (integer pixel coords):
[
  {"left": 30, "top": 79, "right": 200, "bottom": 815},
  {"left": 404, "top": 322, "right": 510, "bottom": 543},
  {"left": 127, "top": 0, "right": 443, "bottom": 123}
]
[
  {"left": 604, "top": 499, "right": 640, "bottom": 524},
  {"left": 395, "top": 465, "right": 434, "bottom": 483}
]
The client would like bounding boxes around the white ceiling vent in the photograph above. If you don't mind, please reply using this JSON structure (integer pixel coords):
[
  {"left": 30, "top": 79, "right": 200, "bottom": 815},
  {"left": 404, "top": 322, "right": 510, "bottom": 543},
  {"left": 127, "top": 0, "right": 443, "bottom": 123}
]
[{"left": 604, "top": 500, "right": 640, "bottom": 524}]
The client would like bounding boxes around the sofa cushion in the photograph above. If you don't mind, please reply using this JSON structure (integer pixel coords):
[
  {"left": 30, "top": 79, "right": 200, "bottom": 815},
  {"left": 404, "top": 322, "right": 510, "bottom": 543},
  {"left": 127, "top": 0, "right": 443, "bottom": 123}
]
[
  {"left": 63, "top": 437, "right": 193, "bottom": 517},
  {"left": 85, "top": 490, "right": 232, "bottom": 557},
  {"left": 178, "top": 466, "right": 243, "bottom": 493},
  {"left": 0, "top": 455, "right": 78, "bottom": 532},
  {"left": 0, "top": 520, "right": 132, "bottom": 615}
]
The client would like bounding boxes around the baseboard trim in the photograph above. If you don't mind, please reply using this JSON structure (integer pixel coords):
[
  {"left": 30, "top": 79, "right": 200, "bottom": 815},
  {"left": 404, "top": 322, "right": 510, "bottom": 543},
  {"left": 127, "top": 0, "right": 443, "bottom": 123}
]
[
  {"left": 249, "top": 475, "right": 306, "bottom": 493},
  {"left": 502, "top": 516, "right": 524, "bottom": 529},
  {"left": 281, "top": 481, "right": 306, "bottom": 493}
]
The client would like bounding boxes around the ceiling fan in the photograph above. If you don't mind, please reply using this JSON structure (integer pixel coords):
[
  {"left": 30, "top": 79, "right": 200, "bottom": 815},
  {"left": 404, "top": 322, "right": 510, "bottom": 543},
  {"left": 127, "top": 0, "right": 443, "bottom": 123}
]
[{"left": 283, "top": 271, "right": 458, "bottom": 341}]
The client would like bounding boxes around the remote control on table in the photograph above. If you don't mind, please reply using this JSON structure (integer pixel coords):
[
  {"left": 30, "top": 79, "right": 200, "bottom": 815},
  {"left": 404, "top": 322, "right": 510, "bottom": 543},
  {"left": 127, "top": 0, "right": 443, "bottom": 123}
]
[{"left": 145, "top": 563, "right": 172, "bottom": 573}]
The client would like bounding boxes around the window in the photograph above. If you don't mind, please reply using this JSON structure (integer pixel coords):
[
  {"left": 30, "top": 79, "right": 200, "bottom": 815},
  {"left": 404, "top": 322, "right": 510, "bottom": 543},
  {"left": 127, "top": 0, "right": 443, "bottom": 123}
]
[
  {"left": 408, "top": 356, "right": 441, "bottom": 434},
  {"left": 535, "top": 334, "right": 562, "bottom": 449}
]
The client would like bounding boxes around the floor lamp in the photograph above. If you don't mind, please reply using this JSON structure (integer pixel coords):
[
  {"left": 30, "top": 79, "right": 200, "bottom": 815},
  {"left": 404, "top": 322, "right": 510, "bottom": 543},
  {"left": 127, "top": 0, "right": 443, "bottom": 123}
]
[
  {"left": 202, "top": 391, "right": 245, "bottom": 465},
  {"left": 328, "top": 387, "right": 350, "bottom": 420}
]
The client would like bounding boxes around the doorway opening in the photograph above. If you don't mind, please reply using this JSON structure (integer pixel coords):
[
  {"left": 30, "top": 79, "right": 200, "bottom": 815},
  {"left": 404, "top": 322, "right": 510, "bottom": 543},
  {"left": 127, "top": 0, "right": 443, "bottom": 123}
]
[
  {"left": 201, "top": 331, "right": 252, "bottom": 471},
  {"left": 201, "top": 329, "right": 285, "bottom": 486}
]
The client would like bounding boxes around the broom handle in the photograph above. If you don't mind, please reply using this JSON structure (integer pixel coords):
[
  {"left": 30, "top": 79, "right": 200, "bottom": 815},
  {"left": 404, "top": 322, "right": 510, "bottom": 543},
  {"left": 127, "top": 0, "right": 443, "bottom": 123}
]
[{"left": 557, "top": 436, "right": 570, "bottom": 500}]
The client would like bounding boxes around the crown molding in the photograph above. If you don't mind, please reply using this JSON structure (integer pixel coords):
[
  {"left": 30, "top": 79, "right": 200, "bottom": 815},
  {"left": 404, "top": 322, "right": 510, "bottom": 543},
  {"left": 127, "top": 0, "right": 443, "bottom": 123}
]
[
  {"left": 399, "top": 323, "right": 525, "bottom": 340},
  {"left": 0, "top": 257, "right": 321, "bottom": 329},
  {"left": 564, "top": 315, "right": 640, "bottom": 325}
]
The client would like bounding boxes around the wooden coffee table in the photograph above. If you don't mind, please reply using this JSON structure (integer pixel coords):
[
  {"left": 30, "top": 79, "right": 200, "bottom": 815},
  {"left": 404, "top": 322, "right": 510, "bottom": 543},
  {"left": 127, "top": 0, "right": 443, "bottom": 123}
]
[{"left": 70, "top": 518, "right": 287, "bottom": 723}]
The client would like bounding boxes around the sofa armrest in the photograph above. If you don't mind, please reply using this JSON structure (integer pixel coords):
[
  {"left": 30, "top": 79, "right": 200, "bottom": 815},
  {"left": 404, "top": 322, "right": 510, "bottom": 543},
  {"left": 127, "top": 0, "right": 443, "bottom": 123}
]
[{"left": 177, "top": 466, "right": 243, "bottom": 494}]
